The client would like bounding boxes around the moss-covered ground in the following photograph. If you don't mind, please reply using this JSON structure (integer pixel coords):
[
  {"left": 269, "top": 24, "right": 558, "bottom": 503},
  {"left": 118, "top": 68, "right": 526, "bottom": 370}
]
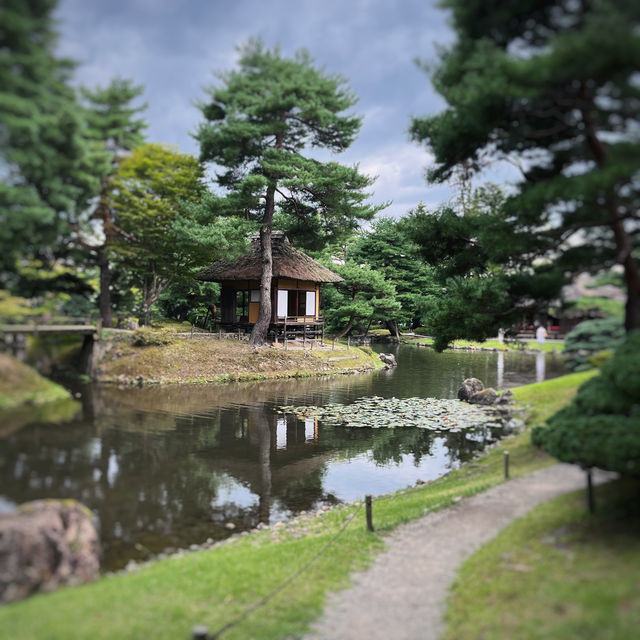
[
  {"left": 0, "top": 371, "right": 594, "bottom": 640},
  {"left": 96, "top": 331, "right": 381, "bottom": 384},
  {"left": 0, "top": 353, "right": 72, "bottom": 409}
]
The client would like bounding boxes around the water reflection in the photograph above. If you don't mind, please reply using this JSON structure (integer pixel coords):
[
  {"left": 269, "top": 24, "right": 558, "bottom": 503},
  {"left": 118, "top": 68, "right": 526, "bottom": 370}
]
[{"left": 0, "top": 346, "right": 566, "bottom": 570}]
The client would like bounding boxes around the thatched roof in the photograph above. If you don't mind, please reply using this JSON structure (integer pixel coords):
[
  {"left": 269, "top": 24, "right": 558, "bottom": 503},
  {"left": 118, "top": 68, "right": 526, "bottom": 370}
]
[{"left": 197, "top": 232, "right": 343, "bottom": 283}]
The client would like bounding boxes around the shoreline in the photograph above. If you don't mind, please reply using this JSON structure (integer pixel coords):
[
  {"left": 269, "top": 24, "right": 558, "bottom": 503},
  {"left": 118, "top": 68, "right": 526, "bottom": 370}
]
[{"left": 91, "top": 332, "right": 384, "bottom": 386}]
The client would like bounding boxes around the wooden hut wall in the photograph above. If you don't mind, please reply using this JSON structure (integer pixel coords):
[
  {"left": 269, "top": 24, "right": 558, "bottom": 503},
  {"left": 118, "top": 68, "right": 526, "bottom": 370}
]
[{"left": 220, "top": 278, "right": 321, "bottom": 324}]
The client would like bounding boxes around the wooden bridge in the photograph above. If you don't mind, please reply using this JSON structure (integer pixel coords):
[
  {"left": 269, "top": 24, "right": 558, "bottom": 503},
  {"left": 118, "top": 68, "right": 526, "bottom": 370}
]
[
  {"left": 0, "top": 322, "right": 101, "bottom": 337},
  {"left": 1, "top": 319, "right": 102, "bottom": 375}
]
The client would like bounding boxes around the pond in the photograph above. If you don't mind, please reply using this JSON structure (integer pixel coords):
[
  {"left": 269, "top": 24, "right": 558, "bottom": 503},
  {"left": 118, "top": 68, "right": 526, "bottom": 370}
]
[{"left": 0, "top": 344, "right": 565, "bottom": 570}]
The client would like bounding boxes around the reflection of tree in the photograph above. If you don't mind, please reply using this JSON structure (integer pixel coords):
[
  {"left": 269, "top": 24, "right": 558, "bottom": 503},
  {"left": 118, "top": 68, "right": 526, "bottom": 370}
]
[
  {"left": 319, "top": 426, "right": 437, "bottom": 466},
  {"left": 443, "top": 426, "right": 496, "bottom": 467}
]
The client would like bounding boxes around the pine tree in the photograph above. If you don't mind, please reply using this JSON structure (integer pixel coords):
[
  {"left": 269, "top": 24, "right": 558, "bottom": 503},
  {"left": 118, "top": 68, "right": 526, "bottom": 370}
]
[
  {"left": 0, "top": 0, "right": 106, "bottom": 290},
  {"left": 196, "top": 40, "right": 383, "bottom": 345},
  {"left": 410, "top": 0, "right": 640, "bottom": 336},
  {"left": 76, "top": 78, "right": 147, "bottom": 326}
]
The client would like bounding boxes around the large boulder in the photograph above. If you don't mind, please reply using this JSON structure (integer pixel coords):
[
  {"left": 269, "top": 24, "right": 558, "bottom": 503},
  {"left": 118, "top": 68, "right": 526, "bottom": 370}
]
[
  {"left": 379, "top": 353, "right": 397, "bottom": 368},
  {"left": 458, "top": 378, "right": 484, "bottom": 401},
  {"left": 469, "top": 388, "right": 498, "bottom": 405},
  {"left": 0, "top": 499, "right": 100, "bottom": 604}
]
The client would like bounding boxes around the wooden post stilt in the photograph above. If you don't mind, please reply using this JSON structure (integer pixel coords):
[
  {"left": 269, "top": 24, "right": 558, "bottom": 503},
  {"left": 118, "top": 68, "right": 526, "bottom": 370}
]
[{"left": 504, "top": 451, "right": 510, "bottom": 479}]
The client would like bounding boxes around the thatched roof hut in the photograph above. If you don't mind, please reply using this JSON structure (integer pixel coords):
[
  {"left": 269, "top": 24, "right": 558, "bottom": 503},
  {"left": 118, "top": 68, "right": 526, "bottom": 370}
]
[
  {"left": 196, "top": 232, "right": 342, "bottom": 284},
  {"left": 196, "top": 232, "right": 342, "bottom": 328}
]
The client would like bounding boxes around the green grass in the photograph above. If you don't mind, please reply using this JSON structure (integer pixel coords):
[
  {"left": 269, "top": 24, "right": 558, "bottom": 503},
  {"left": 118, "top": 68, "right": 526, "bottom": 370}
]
[
  {"left": 511, "top": 370, "right": 598, "bottom": 426},
  {"left": 0, "top": 371, "right": 590, "bottom": 640},
  {"left": 0, "top": 353, "right": 71, "bottom": 409},
  {"left": 405, "top": 336, "right": 564, "bottom": 353},
  {"left": 444, "top": 477, "right": 640, "bottom": 640}
]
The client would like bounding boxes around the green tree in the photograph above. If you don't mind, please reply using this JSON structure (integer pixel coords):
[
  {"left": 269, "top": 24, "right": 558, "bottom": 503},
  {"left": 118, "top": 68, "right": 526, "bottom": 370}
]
[
  {"left": 532, "top": 330, "right": 640, "bottom": 474},
  {"left": 404, "top": 190, "right": 545, "bottom": 351},
  {"left": 0, "top": 0, "right": 107, "bottom": 293},
  {"left": 74, "top": 78, "right": 147, "bottom": 326},
  {"left": 196, "top": 40, "right": 383, "bottom": 345},
  {"left": 111, "top": 144, "right": 246, "bottom": 326},
  {"left": 322, "top": 261, "right": 400, "bottom": 338},
  {"left": 410, "top": 0, "right": 640, "bottom": 340},
  {"left": 348, "top": 218, "right": 438, "bottom": 338}
]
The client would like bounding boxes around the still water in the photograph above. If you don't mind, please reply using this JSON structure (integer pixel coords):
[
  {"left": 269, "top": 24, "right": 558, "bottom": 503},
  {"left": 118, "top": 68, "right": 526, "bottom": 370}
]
[{"left": 0, "top": 345, "right": 565, "bottom": 570}]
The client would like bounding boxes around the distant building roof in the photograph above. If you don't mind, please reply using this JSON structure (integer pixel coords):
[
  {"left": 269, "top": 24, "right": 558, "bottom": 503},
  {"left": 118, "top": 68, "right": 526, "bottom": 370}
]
[{"left": 196, "top": 232, "right": 343, "bottom": 283}]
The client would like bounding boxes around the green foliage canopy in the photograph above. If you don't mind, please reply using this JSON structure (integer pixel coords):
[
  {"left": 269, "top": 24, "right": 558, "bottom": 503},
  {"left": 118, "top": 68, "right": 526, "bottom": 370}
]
[
  {"left": 410, "top": 0, "right": 640, "bottom": 340},
  {"left": 532, "top": 330, "right": 640, "bottom": 474},
  {"left": 347, "top": 218, "right": 438, "bottom": 333},
  {"left": 562, "top": 317, "right": 625, "bottom": 372},
  {"left": 0, "top": 0, "right": 108, "bottom": 291},
  {"left": 111, "top": 144, "right": 224, "bottom": 324},
  {"left": 321, "top": 260, "right": 400, "bottom": 338}
]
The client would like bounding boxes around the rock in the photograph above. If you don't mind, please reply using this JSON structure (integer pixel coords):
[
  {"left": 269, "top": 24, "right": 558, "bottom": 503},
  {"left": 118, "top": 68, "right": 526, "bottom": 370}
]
[
  {"left": 224, "top": 522, "right": 236, "bottom": 531},
  {"left": 496, "top": 389, "right": 514, "bottom": 405},
  {"left": 457, "top": 378, "right": 484, "bottom": 401},
  {"left": 379, "top": 353, "right": 397, "bottom": 368},
  {"left": 468, "top": 388, "right": 498, "bottom": 405},
  {"left": 0, "top": 499, "right": 100, "bottom": 604}
]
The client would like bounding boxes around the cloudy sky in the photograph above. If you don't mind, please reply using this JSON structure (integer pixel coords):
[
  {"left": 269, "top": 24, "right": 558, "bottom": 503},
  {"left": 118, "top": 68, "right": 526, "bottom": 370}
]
[{"left": 55, "top": 0, "right": 463, "bottom": 218}]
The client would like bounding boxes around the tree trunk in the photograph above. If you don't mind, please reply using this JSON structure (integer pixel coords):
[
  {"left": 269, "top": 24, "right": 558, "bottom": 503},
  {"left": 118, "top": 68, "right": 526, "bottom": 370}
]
[
  {"left": 580, "top": 87, "right": 640, "bottom": 331},
  {"left": 386, "top": 320, "right": 401, "bottom": 341},
  {"left": 336, "top": 313, "right": 355, "bottom": 339},
  {"left": 96, "top": 249, "right": 113, "bottom": 328},
  {"left": 250, "top": 185, "right": 276, "bottom": 346}
]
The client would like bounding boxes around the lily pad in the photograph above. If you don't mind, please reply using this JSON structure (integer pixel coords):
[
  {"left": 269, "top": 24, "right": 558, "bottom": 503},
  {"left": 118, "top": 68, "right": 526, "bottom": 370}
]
[{"left": 278, "top": 396, "right": 502, "bottom": 431}]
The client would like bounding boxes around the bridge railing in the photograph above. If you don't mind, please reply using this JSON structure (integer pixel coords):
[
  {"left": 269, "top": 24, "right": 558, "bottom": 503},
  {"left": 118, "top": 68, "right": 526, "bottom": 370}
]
[{"left": 0, "top": 315, "right": 96, "bottom": 326}]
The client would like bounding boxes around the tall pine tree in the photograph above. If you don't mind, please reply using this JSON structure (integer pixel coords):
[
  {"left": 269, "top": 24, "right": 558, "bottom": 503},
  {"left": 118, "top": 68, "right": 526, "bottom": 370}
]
[
  {"left": 196, "top": 40, "right": 383, "bottom": 345},
  {"left": 410, "top": 0, "right": 640, "bottom": 338},
  {"left": 76, "top": 78, "right": 147, "bottom": 326},
  {"left": 0, "top": 0, "right": 106, "bottom": 292}
]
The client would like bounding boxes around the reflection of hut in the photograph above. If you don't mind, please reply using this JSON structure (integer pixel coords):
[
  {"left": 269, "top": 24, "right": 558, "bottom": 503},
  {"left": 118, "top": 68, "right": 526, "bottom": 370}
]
[{"left": 197, "top": 232, "right": 342, "bottom": 336}]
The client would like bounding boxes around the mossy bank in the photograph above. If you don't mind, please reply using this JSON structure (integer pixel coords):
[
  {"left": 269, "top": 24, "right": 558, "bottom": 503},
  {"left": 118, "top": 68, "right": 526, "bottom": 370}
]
[
  {"left": 94, "top": 330, "right": 383, "bottom": 385},
  {"left": 0, "top": 353, "right": 72, "bottom": 409}
]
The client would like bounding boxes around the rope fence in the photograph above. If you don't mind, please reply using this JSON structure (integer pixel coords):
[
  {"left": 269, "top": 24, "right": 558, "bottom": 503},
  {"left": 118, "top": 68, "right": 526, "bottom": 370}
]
[{"left": 191, "top": 501, "right": 365, "bottom": 640}]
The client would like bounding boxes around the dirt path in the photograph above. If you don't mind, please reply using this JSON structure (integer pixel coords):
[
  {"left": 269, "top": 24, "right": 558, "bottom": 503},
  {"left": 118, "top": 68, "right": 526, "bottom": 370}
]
[{"left": 306, "top": 464, "right": 613, "bottom": 640}]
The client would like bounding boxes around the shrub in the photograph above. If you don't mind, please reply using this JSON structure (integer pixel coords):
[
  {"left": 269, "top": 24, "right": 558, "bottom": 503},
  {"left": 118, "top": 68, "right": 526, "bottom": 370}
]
[
  {"left": 562, "top": 318, "right": 625, "bottom": 371},
  {"left": 131, "top": 328, "right": 177, "bottom": 347},
  {"left": 532, "top": 330, "right": 640, "bottom": 474}
]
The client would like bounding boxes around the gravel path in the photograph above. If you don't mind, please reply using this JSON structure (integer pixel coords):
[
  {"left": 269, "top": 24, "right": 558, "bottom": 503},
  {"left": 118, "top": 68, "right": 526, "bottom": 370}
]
[{"left": 306, "top": 464, "right": 613, "bottom": 640}]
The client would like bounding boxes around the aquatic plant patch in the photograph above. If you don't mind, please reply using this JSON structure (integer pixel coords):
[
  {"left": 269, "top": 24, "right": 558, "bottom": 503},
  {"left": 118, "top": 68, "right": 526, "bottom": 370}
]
[{"left": 279, "top": 396, "right": 503, "bottom": 431}]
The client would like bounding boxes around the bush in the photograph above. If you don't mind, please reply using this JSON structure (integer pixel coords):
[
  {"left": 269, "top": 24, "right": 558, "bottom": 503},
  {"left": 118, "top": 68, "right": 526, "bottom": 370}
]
[
  {"left": 532, "top": 330, "right": 640, "bottom": 474},
  {"left": 562, "top": 318, "right": 625, "bottom": 371},
  {"left": 131, "top": 328, "right": 177, "bottom": 347}
]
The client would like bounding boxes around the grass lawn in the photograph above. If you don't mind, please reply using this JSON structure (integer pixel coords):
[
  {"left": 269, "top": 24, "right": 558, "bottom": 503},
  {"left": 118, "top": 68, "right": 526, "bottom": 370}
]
[
  {"left": 444, "top": 477, "right": 640, "bottom": 640},
  {"left": 0, "top": 353, "right": 72, "bottom": 409},
  {"left": 0, "top": 371, "right": 594, "bottom": 640},
  {"left": 407, "top": 335, "right": 564, "bottom": 353}
]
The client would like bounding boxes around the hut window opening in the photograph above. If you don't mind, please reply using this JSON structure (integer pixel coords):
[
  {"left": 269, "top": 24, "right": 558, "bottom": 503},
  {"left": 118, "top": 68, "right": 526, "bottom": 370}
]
[
  {"left": 280, "top": 290, "right": 316, "bottom": 318},
  {"left": 236, "top": 290, "right": 248, "bottom": 321},
  {"left": 250, "top": 289, "right": 261, "bottom": 302}
]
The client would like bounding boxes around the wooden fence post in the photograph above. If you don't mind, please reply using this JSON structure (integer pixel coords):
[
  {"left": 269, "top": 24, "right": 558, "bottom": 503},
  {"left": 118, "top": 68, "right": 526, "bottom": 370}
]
[{"left": 365, "top": 495, "right": 374, "bottom": 532}]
